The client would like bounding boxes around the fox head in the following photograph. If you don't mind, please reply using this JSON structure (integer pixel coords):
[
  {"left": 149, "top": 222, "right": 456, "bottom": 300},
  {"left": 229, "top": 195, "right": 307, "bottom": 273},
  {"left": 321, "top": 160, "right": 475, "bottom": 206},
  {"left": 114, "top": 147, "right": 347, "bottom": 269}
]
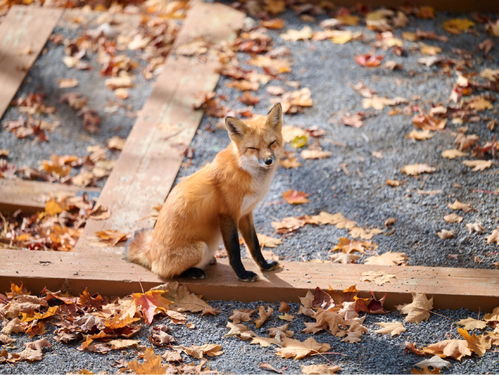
[{"left": 225, "top": 103, "right": 283, "bottom": 171}]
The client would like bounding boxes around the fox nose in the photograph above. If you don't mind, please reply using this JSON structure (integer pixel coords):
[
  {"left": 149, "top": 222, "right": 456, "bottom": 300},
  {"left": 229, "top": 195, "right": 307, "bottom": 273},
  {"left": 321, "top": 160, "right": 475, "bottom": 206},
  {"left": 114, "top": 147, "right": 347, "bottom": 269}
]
[{"left": 264, "top": 158, "right": 273, "bottom": 165}]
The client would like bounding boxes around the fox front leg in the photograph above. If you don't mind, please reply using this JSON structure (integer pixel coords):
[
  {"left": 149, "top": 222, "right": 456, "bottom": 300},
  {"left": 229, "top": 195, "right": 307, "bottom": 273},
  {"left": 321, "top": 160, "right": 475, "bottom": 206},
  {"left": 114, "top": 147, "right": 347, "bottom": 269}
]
[
  {"left": 219, "top": 215, "right": 258, "bottom": 282},
  {"left": 239, "top": 214, "right": 279, "bottom": 271}
]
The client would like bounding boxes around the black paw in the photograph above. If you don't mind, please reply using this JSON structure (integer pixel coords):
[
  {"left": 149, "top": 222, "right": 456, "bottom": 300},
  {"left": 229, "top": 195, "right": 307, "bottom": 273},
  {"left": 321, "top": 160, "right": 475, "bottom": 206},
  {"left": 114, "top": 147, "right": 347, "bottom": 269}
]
[
  {"left": 238, "top": 271, "right": 258, "bottom": 282},
  {"left": 181, "top": 267, "right": 206, "bottom": 280},
  {"left": 260, "top": 260, "right": 279, "bottom": 271}
]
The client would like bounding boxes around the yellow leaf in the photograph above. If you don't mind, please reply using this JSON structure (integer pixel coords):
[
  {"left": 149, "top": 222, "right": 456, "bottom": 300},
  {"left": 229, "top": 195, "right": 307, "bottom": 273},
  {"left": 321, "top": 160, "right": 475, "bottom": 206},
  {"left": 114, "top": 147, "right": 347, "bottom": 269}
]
[
  {"left": 127, "top": 348, "right": 167, "bottom": 374},
  {"left": 21, "top": 306, "right": 58, "bottom": 323},
  {"left": 443, "top": 18, "right": 474, "bottom": 34},
  {"left": 44, "top": 199, "right": 63, "bottom": 216}
]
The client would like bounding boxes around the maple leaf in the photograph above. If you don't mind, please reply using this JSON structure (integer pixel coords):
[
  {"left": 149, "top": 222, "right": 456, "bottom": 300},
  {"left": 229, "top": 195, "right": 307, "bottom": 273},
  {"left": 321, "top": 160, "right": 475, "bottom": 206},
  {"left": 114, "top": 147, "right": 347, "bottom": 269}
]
[
  {"left": 437, "top": 230, "right": 455, "bottom": 240},
  {"left": 486, "top": 227, "right": 499, "bottom": 245},
  {"left": 230, "top": 309, "right": 254, "bottom": 324},
  {"left": 407, "top": 130, "right": 434, "bottom": 141},
  {"left": 411, "top": 367, "right": 441, "bottom": 374},
  {"left": 441, "top": 149, "right": 467, "bottom": 159},
  {"left": 149, "top": 325, "right": 175, "bottom": 347},
  {"left": 397, "top": 294, "right": 433, "bottom": 323},
  {"left": 275, "top": 337, "right": 330, "bottom": 360},
  {"left": 332, "top": 237, "right": 376, "bottom": 254},
  {"left": 386, "top": 179, "right": 402, "bottom": 187},
  {"left": 443, "top": 18, "right": 474, "bottom": 34},
  {"left": 355, "top": 54, "right": 383, "bottom": 67},
  {"left": 375, "top": 321, "right": 406, "bottom": 336},
  {"left": 330, "top": 253, "right": 360, "bottom": 264},
  {"left": 268, "top": 323, "right": 294, "bottom": 341},
  {"left": 165, "top": 282, "right": 219, "bottom": 315},
  {"left": 401, "top": 164, "right": 436, "bottom": 176},
  {"left": 272, "top": 216, "right": 306, "bottom": 234},
  {"left": 20, "top": 306, "right": 58, "bottom": 323},
  {"left": 250, "top": 335, "right": 279, "bottom": 347},
  {"left": 443, "top": 214, "right": 463, "bottom": 223},
  {"left": 225, "top": 322, "right": 255, "bottom": 340},
  {"left": 259, "top": 362, "right": 284, "bottom": 374},
  {"left": 181, "top": 344, "right": 223, "bottom": 359},
  {"left": 282, "top": 190, "right": 309, "bottom": 204},
  {"left": 422, "top": 339, "right": 471, "bottom": 360},
  {"left": 466, "top": 223, "right": 484, "bottom": 233},
  {"left": 484, "top": 307, "right": 499, "bottom": 322},
  {"left": 419, "top": 43, "right": 441, "bottom": 56},
  {"left": 302, "top": 364, "right": 341, "bottom": 374},
  {"left": 132, "top": 290, "right": 172, "bottom": 325},
  {"left": 95, "top": 230, "right": 129, "bottom": 246},
  {"left": 301, "top": 149, "right": 332, "bottom": 160},
  {"left": 361, "top": 271, "right": 396, "bottom": 286},
  {"left": 448, "top": 200, "right": 473, "bottom": 212},
  {"left": 281, "top": 26, "right": 313, "bottom": 41},
  {"left": 257, "top": 234, "right": 282, "bottom": 248},
  {"left": 127, "top": 347, "right": 168, "bottom": 374},
  {"left": 457, "top": 328, "right": 492, "bottom": 356},
  {"left": 364, "top": 252, "right": 407, "bottom": 266},
  {"left": 254, "top": 306, "right": 273, "bottom": 328},
  {"left": 462, "top": 160, "right": 493, "bottom": 171}
]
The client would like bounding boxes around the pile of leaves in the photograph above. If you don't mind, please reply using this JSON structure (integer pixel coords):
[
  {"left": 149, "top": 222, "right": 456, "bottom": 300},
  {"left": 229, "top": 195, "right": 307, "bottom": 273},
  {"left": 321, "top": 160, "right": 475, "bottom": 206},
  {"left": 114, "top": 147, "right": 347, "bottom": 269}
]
[{"left": 0, "top": 193, "right": 106, "bottom": 251}]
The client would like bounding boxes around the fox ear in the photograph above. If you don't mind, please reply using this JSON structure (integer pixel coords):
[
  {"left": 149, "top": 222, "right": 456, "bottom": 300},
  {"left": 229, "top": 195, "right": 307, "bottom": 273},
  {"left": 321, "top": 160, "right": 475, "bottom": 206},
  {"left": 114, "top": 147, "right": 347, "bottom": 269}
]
[
  {"left": 266, "top": 103, "right": 282, "bottom": 130},
  {"left": 225, "top": 117, "right": 248, "bottom": 138}
]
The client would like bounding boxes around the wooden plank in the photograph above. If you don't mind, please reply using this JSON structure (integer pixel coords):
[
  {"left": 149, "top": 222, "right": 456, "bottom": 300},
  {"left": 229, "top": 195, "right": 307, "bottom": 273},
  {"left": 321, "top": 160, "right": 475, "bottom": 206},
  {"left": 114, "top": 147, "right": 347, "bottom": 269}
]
[
  {"left": 0, "top": 6, "right": 63, "bottom": 119},
  {"left": 74, "top": 1, "right": 245, "bottom": 253},
  {"left": 0, "top": 248, "right": 497, "bottom": 311},
  {"left": 0, "top": 179, "right": 100, "bottom": 213}
]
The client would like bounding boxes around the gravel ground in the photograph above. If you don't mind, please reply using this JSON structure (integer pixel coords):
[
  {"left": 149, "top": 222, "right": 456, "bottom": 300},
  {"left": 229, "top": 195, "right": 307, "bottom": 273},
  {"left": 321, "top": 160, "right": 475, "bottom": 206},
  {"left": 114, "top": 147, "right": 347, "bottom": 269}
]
[
  {"left": 2, "top": 301, "right": 497, "bottom": 374},
  {"left": 0, "top": 3, "right": 498, "bottom": 374}
]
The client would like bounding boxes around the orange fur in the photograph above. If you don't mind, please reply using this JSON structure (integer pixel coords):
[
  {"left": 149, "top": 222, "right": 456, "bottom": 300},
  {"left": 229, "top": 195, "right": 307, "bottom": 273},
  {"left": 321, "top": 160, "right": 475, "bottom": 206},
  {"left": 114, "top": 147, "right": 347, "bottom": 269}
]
[{"left": 126, "top": 104, "right": 283, "bottom": 279}]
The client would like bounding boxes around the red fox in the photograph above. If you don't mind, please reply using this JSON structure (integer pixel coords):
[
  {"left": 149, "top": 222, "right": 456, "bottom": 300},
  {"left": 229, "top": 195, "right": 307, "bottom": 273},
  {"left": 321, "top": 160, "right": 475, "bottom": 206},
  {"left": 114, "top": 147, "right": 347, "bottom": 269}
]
[{"left": 126, "top": 103, "right": 283, "bottom": 281}]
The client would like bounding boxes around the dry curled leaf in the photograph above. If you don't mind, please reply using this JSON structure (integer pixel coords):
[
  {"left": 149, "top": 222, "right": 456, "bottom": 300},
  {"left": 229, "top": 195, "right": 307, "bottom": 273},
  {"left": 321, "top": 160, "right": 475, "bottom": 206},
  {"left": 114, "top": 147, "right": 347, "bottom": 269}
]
[
  {"left": 401, "top": 164, "right": 436, "bottom": 176},
  {"left": 462, "top": 160, "right": 493, "bottom": 171},
  {"left": 275, "top": 337, "right": 330, "bottom": 360},
  {"left": 302, "top": 364, "right": 341, "bottom": 374},
  {"left": 364, "top": 252, "right": 407, "bottom": 266},
  {"left": 375, "top": 321, "right": 406, "bottom": 336},
  {"left": 254, "top": 306, "right": 274, "bottom": 328},
  {"left": 282, "top": 190, "right": 309, "bottom": 205},
  {"left": 181, "top": 344, "right": 223, "bottom": 359},
  {"left": 127, "top": 347, "right": 167, "bottom": 374},
  {"left": 486, "top": 227, "right": 499, "bottom": 244},
  {"left": 397, "top": 294, "right": 433, "bottom": 323},
  {"left": 361, "top": 271, "right": 396, "bottom": 286},
  {"left": 437, "top": 229, "right": 455, "bottom": 239},
  {"left": 95, "top": 230, "right": 129, "bottom": 246},
  {"left": 441, "top": 149, "right": 467, "bottom": 159},
  {"left": 448, "top": 200, "right": 473, "bottom": 212},
  {"left": 443, "top": 214, "right": 463, "bottom": 223}
]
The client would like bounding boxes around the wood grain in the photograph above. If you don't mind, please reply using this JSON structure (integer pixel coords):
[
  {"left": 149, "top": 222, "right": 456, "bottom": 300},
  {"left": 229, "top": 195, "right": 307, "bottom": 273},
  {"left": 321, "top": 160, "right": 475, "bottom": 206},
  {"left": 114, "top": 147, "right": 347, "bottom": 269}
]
[
  {"left": 0, "top": 179, "right": 100, "bottom": 213},
  {"left": 0, "top": 248, "right": 497, "bottom": 310},
  {"left": 0, "top": 6, "right": 63, "bottom": 119},
  {"left": 74, "top": 1, "right": 245, "bottom": 254}
]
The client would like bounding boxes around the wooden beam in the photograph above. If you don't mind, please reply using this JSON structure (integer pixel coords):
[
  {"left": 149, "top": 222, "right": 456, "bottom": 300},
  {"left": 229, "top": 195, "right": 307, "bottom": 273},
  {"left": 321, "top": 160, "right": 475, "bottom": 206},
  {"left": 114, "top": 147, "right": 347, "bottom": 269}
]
[
  {"left": 0, "top": 248, "right": 497, "bottom": 311},
  {"left": 0, "top": 6, "right": 63, "bottom": 119},
  {"left": 74, "top": 1, "right": 245, "bottom": 253},
  {"left": 0, "top": 179, "right": 100, "bottom": 214}
]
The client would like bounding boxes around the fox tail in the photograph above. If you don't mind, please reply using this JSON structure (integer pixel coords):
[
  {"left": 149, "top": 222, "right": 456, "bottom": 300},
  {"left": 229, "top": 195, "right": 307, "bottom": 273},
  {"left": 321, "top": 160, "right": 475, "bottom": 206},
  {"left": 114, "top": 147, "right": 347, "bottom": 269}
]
[{"left": 124, "top": 228, "right": 153, "bottom": 268}]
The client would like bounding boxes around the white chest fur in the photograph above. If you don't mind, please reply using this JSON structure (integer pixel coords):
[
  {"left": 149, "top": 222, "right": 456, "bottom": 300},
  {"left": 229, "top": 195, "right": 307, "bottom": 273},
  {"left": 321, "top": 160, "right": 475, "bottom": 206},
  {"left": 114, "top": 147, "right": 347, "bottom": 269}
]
[{"left": 241, "top": 167, "right": 276, "bottom": 216}]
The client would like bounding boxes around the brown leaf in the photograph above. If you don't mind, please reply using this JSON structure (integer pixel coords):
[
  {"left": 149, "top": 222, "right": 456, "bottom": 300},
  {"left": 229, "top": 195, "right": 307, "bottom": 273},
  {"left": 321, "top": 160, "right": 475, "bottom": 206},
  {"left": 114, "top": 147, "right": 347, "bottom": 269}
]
[
  {"left": 259, "top": 362, "right": 283, "bottom": 373},
  {"left": 422, "top": 339, "right": 471, "bottom": 360},
  {"left": 332, "top": 237, "right": 377, "bottom": 254},
  {"left": 448, "top": 200, "right": 473, "bottom": 212},
  {"left": 441, "top": 149, "right": 467, "bottom": 159},
  {"left": 486, "top": 227, "right": 499, "bottom": 244},
  {"left": 355, "top": 54, "right": 383, "bottom": 67},
  {"left": 181, "top": 344, "right": 223, "bottom": 359},
  {"left": 257, "top": 234, "right": 282, "bottom": 248},
  {"left": 127, "top": 347, "right": 168, "bottom": 374},
  {"left": 254, "top": 306, "right": 273, "bottom": 328},
  {"left": 229, "top": 309, "right": 254, "bottom": 324},
  {"left": 406, "top": 130, "right": 434, "bottom": 141},
  {"left": 282, "top": 190, "right": 309, "bottom": 205},
  {"left": 149, "top": 324, "right": 175, "bottom": 347},
  {"left": 401, "top": 164, "right": 436, "bottom": 176},
  {"left": 443, "top": 214, "right": 463, "bottom": 223},
  {"left": 364, "top": 252, "right": 407, "bottom": 266},
  {"left": 456, "top": 318, "right": 487, "bottom": 330},
  {"left": 275, "top": 337, "right": 330, "bottom": 360},
  {"left": 272, "top": 216, "right": 306, "bottom": 234},
  {"left": 107, "top": 136, "right": 126, "bottom": 151},
  {"left": 443, "top": 18, "right": 474, "bottom": 34},
  {"left": 132, "top": 290, "right": 172, "bottom": 325},
  {"left": 397, "top": 294, "right": 433, "bottom": 323},
  {"left": 342, "top": 113, "right": 364, "bottom": 127},
  {"left": 95, "top": 230, "right": 129, "bottom": 246},
  {"left": 302, "top": 364, "right": 341, "bottom": 374},
  {"left": 462, "top": 160, "right": 493, "bottom": 171},
  {"left": 437, "top": 229, "right": 455, "bottom": 239},
  {"left": 361, "top": 271, "right": 396, "bottom": 286},
  {"left": 300, "top": 149, "right": 332, "bottom": 160},
  {"left": 375, "top": 321, "right": 406, "bottom": 336}
]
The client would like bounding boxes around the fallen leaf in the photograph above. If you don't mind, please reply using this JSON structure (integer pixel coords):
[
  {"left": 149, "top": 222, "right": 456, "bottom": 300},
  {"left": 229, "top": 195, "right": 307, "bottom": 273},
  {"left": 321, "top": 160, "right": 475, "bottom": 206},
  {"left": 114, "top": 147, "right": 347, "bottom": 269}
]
[
  {"left": 282, "top": 190, "right": 309, "bottom": 205},
  {"left": 275, "top": 337, "right": 330, "bottom": 360},
  {"left": 272, "top": 216, "right": 306, "bottom": 234},
  {"left": 364, "top": 252, "right": 407, "bottom": 266},
  {"left": 444, "top": 214, "right": 463, "bottom": 223},
  {"left": 361, "top": 271, "right": 396, "bottom": 286},
  {"left": 132, "top": 290, "right": 172, "bottom": 325},
  {"left": 342, "top": 113, "right": 364, "bottom": 128},
  {"left": 259, "top": 362, "right": 284, "bottom": 373},
  {"left": 414, "top": 355, "right": 451, "bottom": 370},
  {"left": 355, "top": 54, "right": 384, "bottom": 67},
  {"left": 58, "top": 78, "right": 79, "bottom": 88},
  {"left": 251, "top": 335, "right": 279, "bottom": 347},
  {"left": 386, "top": 179, "right": 402, "bottom": 187},
  {"left": 401, "top": 164, "right": 436, "bottom": 176},
  {"left": 330, "top": 252, "right": 360, "bottom": 264},
  {"left": 300, "top": 149, "right": 332, "bottom": 159},
  {"left": 281, "top": 26, "right": 313, "bottom": 41},
  {"left": 486, "top": 227, "right": 499, "bottom": 244},
  {"left": 375, "top": 321, "right": 406, "bottom": 336},
  {"left": 448, "top": 200, "right": 473, "bottom": 212},
  {"left": 229, "top": 309, "right": 254, "bottom": 324},
  {"left": 149, "top": 325, "right": 175, "bottom": 347},
  {"left": 422, "top": 339, "right": 471, "bottom": 360},
  {"left": 258, "top": 234, "right": 282, "bottom": 248},
  {"left": 467, "top": 97, "right": 493, "bottom": 111},
  {"left": 437, "top": 229, "right": 455, "bottom": 239},
  {"left": 456, "top": 318, "right": 487, "bottom": 330},
  {"left": 332, "top": 237, "right": 376, "bottom": 254},
  {"left": 462, "top": 160, "right": 493, "bottom": 171},
  {"left": 127, "top": 347, "right": 167, "bottom": 374},
  {"left": 181, "top": 344, "right": 223, "bottom": 359},
  {"left": 407, "top": 130, "right": 434, "bottom": 141},
  {"left": 254, "top": 306, "right": 273, "bottom": 328},
  {"left": 419, "top": 43, "right": 441, "bottom": 55},
  {"left": 302, "top": 364, "right": 341, "bottom": 374},
  {"left": 397, "top": 294, "right": 433, "bottom": 323},
  {"left": 443, "top": 18, "right": 474, "bottom": 34},
  {"left": 466, "top": 222, "right": 484, "bottom": 233},
  {"left": 441, "top": 149, "right": 467, "bottom": 159},
  {"left": 95, "top": 230, "right": 129, "bottom": 246},
  {"left": 107, "top": 136, "right": 126, "bottom": 151}
]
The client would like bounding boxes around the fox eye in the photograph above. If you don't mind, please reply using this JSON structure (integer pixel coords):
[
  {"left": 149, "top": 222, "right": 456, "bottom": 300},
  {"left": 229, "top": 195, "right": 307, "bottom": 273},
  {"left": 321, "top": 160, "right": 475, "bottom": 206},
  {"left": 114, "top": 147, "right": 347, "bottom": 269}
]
[
  {"left": 269, "top": 140, "right": 277, "bottom": 147},
  {"left": 246, "top": 146, "right": 259, "bottom": 151}
]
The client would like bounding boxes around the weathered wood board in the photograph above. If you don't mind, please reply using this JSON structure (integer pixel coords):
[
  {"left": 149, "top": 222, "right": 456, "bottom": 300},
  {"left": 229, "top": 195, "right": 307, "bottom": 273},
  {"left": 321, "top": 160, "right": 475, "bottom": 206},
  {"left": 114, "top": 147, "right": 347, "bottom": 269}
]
[
  {"left": 0, "top": 248, "right": 497, "bottom": 311},
  {"left": 74, "top": 1, "right": 245, "bottom": 253},
  {"left": 0, "top": 6, "right": 63, "bottom": 119}
]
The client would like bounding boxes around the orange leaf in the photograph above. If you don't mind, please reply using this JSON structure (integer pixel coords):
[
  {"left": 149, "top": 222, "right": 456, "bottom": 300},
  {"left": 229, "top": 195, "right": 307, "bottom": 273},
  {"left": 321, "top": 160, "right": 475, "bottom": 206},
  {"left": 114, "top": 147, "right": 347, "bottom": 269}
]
[
  {"left": 21, "top": 306, "right": 58, "bottom": 323},
  {"left": 95, "top": 230, "right": 129, "bottom": 246},
  {"left": 355, "top": 54, "right": 383, "bottom": 67},
  {"left": 44, "top": 199, "right": 64, "bottom": 216},
  {"left": 282, "top": 190, "right": 309, "bottom": 205},
  {"left": 127, "top": 347, "right": 167, "bottom": 374},
  {"left": 133, "top": 290, "right": 172, "bottom": 325}
]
